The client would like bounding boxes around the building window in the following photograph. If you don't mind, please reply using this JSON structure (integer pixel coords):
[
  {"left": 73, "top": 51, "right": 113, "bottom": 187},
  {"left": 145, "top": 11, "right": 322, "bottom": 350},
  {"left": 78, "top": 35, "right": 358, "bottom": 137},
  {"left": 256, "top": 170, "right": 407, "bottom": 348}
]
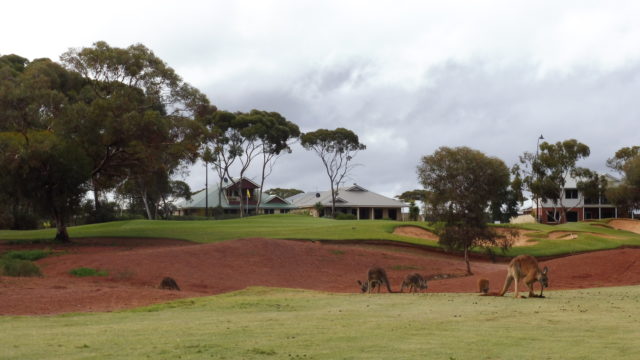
[{"left": 565, "top": 189, "right": 578, "bottom": 199}]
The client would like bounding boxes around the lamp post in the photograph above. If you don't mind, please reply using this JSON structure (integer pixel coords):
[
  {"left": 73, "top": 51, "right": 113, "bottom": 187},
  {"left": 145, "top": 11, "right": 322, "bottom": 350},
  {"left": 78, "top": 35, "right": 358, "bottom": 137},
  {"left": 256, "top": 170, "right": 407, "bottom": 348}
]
[
  {"left": 535, "top": 134, "right": 544, "bottom": 223},
  {"left": 204, "top": 159, "right": 209, "bottom": 218}
]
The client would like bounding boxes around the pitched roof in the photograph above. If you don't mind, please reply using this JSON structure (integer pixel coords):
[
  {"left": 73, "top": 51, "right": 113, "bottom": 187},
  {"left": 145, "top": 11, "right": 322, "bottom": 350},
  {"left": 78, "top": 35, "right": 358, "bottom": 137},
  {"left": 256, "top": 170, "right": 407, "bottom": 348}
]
[
  {"left": 175, "top": 179, "right": 295, "bottom": 210},
  {"left": 287, "top": 184, "right": 407, "bottom": 208}
]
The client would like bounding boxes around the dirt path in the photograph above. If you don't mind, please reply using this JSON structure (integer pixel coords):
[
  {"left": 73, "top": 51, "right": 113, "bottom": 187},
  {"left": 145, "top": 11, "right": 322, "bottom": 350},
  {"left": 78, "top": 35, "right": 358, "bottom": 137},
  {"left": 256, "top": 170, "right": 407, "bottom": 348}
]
[{"left": 2, "top": 237, "right": 640, "bottom": 315}]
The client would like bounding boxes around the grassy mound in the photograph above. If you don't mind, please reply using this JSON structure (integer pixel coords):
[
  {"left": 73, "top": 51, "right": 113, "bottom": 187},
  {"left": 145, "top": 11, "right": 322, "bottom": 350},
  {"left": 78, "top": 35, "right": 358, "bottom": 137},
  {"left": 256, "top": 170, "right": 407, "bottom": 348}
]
[{"left": 1, "top": 215, "right": 640, "bottom": 257}]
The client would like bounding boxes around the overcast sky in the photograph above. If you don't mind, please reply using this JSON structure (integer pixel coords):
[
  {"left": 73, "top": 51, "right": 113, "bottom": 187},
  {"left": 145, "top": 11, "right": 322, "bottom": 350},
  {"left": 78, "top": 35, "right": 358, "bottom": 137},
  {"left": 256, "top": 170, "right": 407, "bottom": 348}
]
[{"left": 3, "top": 1, "right": 640, "bottom": 198}]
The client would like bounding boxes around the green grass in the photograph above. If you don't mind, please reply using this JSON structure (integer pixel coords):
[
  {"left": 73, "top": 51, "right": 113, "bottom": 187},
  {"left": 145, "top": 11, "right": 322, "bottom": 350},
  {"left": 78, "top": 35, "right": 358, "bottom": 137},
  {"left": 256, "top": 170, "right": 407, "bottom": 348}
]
[
  {"left": 0, "top": 215, "right": 438, "bottom": 245},
  {"left": 1, "top": 249, "right": 52, "bottom": 261},
  {"left": 0, "top": 258, "right": 42, "bottom": 277},
  {"left": 69, "top": 267, "right": 108, "bottom": 277},
  {"left": 1, "top": 286, "right": 639, "bottom": 359},
  {"left": 1, "top": 215, "right": 639, "bottom": 257}
]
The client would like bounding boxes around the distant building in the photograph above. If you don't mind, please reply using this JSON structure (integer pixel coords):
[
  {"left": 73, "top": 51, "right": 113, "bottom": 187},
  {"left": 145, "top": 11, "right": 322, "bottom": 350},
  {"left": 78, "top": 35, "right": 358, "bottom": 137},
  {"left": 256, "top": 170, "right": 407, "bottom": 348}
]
[
  {"left": 287, "top": 184, "right": 407, "bottom": 220},
  {"left": 532, "top": 174, "right": 621, "bottom": 224},
  {"left": 175, "top": 177, "right": 294, "bottom": 216}
]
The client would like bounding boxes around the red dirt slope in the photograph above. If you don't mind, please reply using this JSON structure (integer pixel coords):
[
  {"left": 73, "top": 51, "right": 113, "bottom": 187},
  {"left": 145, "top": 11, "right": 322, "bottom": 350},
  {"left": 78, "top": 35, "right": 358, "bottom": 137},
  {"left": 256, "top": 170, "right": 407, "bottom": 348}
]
[{"left": 1, "top": 238, "right": 640, "bottom": 315}]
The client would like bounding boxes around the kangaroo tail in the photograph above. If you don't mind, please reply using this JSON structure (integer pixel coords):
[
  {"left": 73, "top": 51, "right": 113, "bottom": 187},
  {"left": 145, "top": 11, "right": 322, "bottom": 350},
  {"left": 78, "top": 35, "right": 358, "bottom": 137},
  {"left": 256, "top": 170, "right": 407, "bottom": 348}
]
[{"left": 499, "top": 275, "right": 513, "bottom": 296}]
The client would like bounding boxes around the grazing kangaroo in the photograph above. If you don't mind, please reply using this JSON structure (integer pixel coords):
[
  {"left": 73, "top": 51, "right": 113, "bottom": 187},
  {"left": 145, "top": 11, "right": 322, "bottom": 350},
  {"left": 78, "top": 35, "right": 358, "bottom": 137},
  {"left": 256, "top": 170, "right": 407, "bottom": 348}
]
[
  {"left": 357, "top": 267, "right": 394, "bottom": 293},
  {"left": 400, "top": 273, "right": 428, "bottom": 293},
  {"left": 477, "top": 278, "right": 490, "bottom": 295},
  {"left": 499, "top": 255, "right": 548, "bottom": 298},
  {"left": 159, "top": 276, "right": 181, "bottom": 291}
]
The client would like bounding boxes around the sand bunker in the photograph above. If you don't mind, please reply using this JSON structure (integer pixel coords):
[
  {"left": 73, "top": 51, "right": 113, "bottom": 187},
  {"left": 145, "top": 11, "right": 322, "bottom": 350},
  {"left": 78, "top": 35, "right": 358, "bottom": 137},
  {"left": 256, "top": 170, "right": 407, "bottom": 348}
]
[
  {"left": 393, "top": 226, "right": 439, "bottom": 241},
  {"left": 547, "top": 231, "right": 621, "bottom": 240},
  {"left": 608, "top": 219, "right": 640, "bottom": 234},
  {"left": 494, "top": 228, "right": 538, "bottom": 247},
  {"left": 394, "top": 226, "right": 537, "bottom": 247}
]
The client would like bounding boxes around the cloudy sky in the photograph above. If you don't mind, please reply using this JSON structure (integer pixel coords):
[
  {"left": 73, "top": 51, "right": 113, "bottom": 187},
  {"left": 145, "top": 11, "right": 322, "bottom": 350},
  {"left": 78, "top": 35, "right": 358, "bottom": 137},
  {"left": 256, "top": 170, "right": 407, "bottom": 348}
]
[{"left": 3, "top": 1, "right": 640, "bottom": 198}]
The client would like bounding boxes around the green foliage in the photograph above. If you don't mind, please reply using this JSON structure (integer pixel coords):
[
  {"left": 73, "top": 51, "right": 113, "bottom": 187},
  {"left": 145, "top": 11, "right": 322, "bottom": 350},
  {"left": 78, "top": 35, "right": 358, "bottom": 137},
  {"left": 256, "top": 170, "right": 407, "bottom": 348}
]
[
  {"left": 408, "top": 201, "right": 420, "bottom": 221},
  {"left": 418, "top": 146, "right": 513, "bottom": 273},
  {"left": 0, "top": 258, "right": 42, "bottom": 277},
  {"left": 300, "top": 128, "right": 366, "bottom": 218},
  {"left": 516, "top": 139, "right": 591, "bottom": 223},
  {"left": 396, "top": 189, "right": 430, "bottom": 203},
  {"left": 606, "top": 147, "right": 640, "bottom": 216},
  {"left": 335, "top": 213, "right": 357, "bottom": 220},
  {"left": 2, "top": 249, "right": 52, "bottom": 261},
  {"left": 69, "top": 267, "right": 108, "bottom": 277},
  {"left": 265, "top": 188, "right": 304, "bottom": 199}
]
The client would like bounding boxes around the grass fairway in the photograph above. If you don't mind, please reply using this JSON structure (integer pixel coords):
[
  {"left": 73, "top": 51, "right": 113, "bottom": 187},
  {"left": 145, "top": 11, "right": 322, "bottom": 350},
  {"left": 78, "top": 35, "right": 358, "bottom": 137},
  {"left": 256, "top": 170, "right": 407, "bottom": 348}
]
[
  {"left": 0, "top": 215, "right": 436, "bottom": 245},
  {"left": 1, "top": 287, "right": 639, "bottom": 359},
  {"left": 1, "top": 215, "right": 640, "bottom": 257}
]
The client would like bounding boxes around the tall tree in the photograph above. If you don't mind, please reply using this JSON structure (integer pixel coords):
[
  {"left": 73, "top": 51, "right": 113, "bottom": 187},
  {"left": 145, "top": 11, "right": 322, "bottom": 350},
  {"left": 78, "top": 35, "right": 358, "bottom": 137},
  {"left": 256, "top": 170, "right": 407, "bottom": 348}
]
[
  {"left": 606, "top": 146, "right": 640, "bottom": 216},
  {"left": 396, "top": 189, "right": 431, "bottom": 220},
  {"left": 0, "top": 56, "right": 91, "bottom": 240},
  {"left": 200, "top": 110, "right": 241, "bottom": 209},
  {"left": 60, "top": 41, "right": 209, "bottom": 212},
  {"left": 301, "top": 128, "right": 366, "bottom": 218},
  {"left": 418, "top": 146, "right": 513, "bottom": 274},
  {"left": 252, "top": 111, "right": 300, "bottom": 213},
  {"left": 515, "top": 139, "right": 591, "bottom": 223}
]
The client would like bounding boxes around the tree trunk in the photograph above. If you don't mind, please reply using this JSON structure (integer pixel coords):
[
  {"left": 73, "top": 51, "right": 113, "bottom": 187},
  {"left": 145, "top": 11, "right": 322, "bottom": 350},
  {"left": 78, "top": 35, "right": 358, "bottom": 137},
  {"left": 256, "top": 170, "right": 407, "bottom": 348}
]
[
  {"left": 330, "top": 185, "right": 336, "bottom": 218},
  {"left": 92, "top": 178, "right": 101, "bottom": 212},
  {"left": 464, "top": 246, "right": 473, "bottom": 275},
  {"left": 53, "top": 212, "right": 70, "bottom": 243},
  {"left": 141, "top": 189, "right": 153, "bottom": 220},
  {"left": 257, "top": 159, "right": 267, "bottom": 214}
]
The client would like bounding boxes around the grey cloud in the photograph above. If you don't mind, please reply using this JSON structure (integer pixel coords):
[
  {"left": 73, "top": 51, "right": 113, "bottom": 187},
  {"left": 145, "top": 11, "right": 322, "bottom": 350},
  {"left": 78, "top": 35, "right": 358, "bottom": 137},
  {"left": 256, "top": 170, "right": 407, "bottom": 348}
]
[{"left": 185, "top": 60, "right": 640, "bottom": 198}]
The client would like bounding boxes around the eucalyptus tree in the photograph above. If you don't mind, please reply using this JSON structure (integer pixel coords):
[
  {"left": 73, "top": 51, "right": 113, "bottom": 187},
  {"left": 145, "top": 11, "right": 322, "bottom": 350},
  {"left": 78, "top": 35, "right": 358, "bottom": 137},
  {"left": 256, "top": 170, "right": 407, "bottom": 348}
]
[
  {"left": 199, "top": 110, "right": 241, "bottom": 209},
  {"left": 252, "top": 111, "right": 300, "bottom": 213},
  {"left": 418, "top": 146, "right": 513, "bottom": 274},
  {"left": 0, "top": 56, "right": 91, "bottom": 240},
  {"left": 301, "top": 128, "right": 366, "bottom": 218},
  {"left": 606, "top": 146, "right": 640, "bottom": 216},
  {"left": 515, "top": 139, "right": 591, "bottom": 223},
  {"left": 60, "top": 41, "right": 209, "bottom": 212}
]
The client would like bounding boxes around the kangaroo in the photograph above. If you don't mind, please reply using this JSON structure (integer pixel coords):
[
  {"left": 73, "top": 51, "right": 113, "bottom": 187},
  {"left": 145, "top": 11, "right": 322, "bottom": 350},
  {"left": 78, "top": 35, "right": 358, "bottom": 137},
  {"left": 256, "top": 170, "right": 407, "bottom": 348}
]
[
  {"left": 477, "top": 278, "right": 490, "bottom": 295},
  {"left": 159, "top": 276, "right": 181, "bottom": 291},
  {"left": 357, "top": 267, "right": 394, "bottom": 293},
  {"left": 499, "top": 255, "right": 548, "bottom": 298},
  {"left": 400, "top": 273, "right": 428, "bottom": 293}
]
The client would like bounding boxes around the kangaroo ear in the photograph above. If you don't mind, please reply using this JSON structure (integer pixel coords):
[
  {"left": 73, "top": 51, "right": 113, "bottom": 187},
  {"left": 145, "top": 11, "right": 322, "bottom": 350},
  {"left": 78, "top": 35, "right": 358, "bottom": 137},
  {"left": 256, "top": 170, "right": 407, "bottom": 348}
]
[{"left": 542, "top": 266, "right": 548, "bottom": 275}]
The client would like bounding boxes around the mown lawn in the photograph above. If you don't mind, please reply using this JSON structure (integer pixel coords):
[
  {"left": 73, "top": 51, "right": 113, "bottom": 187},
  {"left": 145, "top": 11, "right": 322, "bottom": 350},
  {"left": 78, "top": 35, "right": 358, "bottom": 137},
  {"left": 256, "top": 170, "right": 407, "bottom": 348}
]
[
  {"left": 1, "top": 214, "right": 639, "bottom": 257},
  {"left": 1, "top": 286, "right": 639, "bottom": 359}
]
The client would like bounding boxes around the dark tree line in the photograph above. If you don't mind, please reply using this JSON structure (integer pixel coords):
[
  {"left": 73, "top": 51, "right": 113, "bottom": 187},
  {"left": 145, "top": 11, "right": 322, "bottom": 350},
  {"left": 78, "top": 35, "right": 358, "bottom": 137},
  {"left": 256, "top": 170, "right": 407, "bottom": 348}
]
[{"left": 0, "top": 42, "right": 365, "bottom": 240}]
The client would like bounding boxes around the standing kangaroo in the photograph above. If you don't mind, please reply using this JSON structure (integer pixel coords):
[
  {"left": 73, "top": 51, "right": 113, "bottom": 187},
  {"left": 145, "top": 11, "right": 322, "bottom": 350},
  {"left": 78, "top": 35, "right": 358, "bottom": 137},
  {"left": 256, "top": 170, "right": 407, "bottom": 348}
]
[
  {"left": 400, "top": 273, "right": 428, "bottom": 293},
  {"left": 499, "top": 255, "right": 549, "bottom": 298},
  {"left": 357, "top": 267, "right": 394, "bottom": 293}
]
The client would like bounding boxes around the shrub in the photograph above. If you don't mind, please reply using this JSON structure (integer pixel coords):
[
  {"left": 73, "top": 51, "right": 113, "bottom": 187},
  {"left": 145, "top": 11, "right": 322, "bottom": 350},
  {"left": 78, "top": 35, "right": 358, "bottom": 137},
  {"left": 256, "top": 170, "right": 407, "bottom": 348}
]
[
  {"left": 335, "top": 213, "right": 357, "bottom": 220},
  {"left": 69, "top": 267, "right": 108, "bottom": 277},
  {"left": 0, "top": 258, "right": 42, "bottom": 277},
  {"left": 3, "top": 249, "right": 52, "bottom": 261}
]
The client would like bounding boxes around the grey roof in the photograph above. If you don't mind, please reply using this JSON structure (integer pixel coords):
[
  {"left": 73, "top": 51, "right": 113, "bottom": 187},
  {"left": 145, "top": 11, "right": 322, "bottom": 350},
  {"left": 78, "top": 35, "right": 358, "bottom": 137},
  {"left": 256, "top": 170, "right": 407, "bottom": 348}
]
[
  {"left": 287, "top": 184, "right": 407, "bottom": 208},
  {"left": 176, "top": 183, "right": 294, "bottom": 210}
]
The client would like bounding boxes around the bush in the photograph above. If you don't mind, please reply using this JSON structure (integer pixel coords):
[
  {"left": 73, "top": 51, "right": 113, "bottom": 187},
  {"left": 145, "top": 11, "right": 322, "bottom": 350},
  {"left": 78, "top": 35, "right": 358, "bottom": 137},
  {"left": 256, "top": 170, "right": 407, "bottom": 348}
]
[
  {"left": 335, "top": 213, "right": 357, "bottom": 220},
  {"left": 2, "top": 249, "right": 52, "bottom": 261},
  {"left": 0, "top": 258, "right": 42, "bottom": 277},
  {"left": 69, "top": 267, "right": 108, "bottom": 277}
]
